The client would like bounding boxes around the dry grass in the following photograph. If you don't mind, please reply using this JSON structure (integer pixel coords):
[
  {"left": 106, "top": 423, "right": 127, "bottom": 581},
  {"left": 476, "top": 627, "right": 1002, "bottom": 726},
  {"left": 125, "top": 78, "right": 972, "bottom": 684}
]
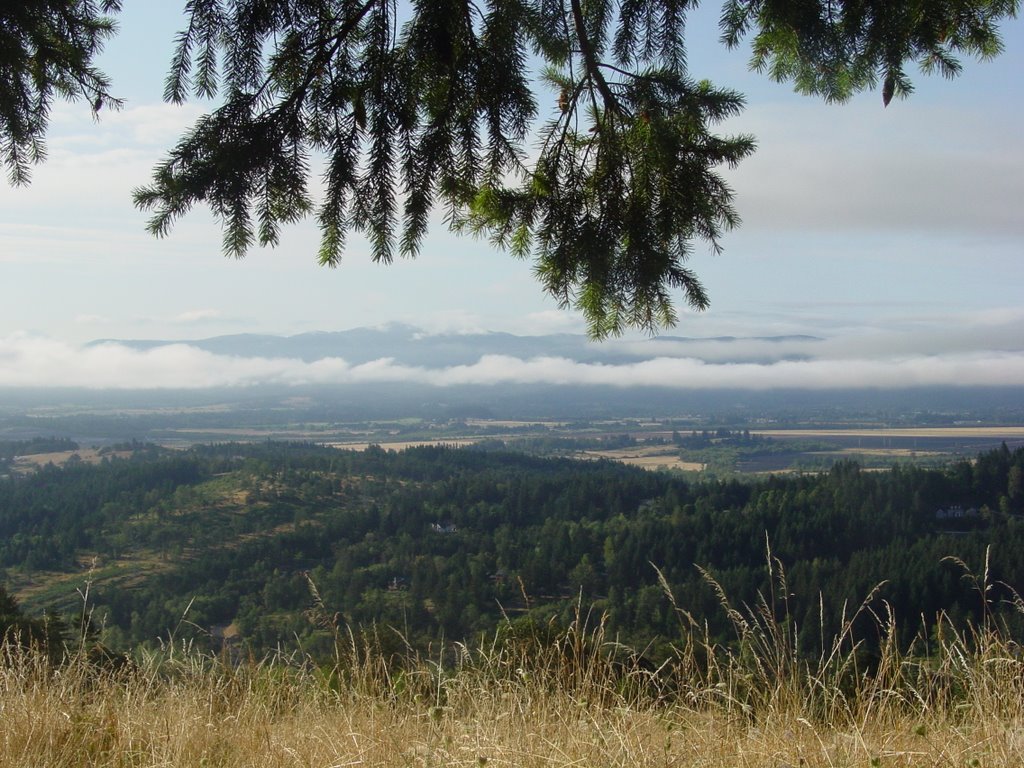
[
  {"left": 10, "top": 449, "right": 132, "bottom": 473},
  {"left": 3, "top": 561, "right": 1024, "bottom": 768},
  {"left": 329, "top": 438, "right": 483, "bottom": 451},
  {"left": 577, "top": 445, "right": 706, "bottom": 471},
  {"left": 819, "top": 448, "right": 945, "bottom": 458}
]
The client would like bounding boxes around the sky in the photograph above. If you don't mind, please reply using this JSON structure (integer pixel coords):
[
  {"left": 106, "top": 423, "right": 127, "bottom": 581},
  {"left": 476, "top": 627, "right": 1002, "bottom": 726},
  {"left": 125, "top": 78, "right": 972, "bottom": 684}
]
[{"left": 1, "top": 2, "right": 1022, "bottom": 391}]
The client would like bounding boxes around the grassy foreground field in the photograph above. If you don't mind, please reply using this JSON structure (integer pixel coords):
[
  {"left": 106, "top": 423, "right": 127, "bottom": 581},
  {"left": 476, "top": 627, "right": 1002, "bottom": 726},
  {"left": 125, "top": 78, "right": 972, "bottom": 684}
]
[{"left": 4, "top": 588, "right": 1024, "bottom": 768}]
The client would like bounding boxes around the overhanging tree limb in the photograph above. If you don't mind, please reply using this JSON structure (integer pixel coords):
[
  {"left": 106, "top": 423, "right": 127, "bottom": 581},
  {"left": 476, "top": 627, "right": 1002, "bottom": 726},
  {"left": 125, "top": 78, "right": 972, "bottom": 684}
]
[
  {"left": 1, "top": 0, "right": 1019, "bottom": 337},
  {"left": 0, "top": 0, "right": 123, "bottom": 184}
]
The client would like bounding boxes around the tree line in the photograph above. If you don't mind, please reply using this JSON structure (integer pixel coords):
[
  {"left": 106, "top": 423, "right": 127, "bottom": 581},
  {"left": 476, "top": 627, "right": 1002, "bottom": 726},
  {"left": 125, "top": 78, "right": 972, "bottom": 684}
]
[{"left": 1, "top": 440, "right": 1022, "bottom": 660}]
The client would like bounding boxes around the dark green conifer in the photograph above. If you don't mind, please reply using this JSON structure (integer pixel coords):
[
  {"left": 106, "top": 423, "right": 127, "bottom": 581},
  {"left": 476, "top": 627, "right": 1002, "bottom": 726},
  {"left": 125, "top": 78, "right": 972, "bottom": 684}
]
[{"left": 2, "top": 1, "right": 1017, "bottom": 335}]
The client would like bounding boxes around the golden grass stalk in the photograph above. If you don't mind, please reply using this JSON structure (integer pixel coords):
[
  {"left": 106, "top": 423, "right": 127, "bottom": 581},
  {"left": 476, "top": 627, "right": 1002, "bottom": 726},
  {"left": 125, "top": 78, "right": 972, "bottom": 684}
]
[{"left": 1, "top": 558, "right": 1023, "bottom": 767}]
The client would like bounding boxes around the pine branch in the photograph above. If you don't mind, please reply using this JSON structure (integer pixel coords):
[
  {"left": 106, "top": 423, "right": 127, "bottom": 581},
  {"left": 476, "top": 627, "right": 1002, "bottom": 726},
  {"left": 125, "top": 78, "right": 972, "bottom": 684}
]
[{"left": 568, "top": 0, "right": 620, "bottom": 116}]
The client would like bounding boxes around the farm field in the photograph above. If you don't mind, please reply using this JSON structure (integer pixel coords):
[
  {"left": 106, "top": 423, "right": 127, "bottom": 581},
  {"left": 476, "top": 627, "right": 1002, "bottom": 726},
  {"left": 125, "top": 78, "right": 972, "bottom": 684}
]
[
  {"left": 9, "top": 448, "right": 133, "bottom": 473},
  {"left": 7, "top": 421, "right": 1024, "bottom": 478},
  {"left": 752, "top": 426, "right": 1024, "bottom": 438},
  {"left": 329, "top": 438, "right": 483, "bottom": 451},
  {"left": 753, "top": 427, "right": 1024, "bottom": 454},
  {"left": 590, "top": 426, "right": 1024, "bottom": 475},
  {"left": 576, "top": 444, "right": 705, "bottom": 471}
]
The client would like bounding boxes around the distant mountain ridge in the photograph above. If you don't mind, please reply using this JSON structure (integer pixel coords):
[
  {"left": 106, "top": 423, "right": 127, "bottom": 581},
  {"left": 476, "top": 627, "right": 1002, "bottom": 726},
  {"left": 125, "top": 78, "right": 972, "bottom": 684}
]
[{"left": 89, "top": 324, "right": 822, "bottom": 366}]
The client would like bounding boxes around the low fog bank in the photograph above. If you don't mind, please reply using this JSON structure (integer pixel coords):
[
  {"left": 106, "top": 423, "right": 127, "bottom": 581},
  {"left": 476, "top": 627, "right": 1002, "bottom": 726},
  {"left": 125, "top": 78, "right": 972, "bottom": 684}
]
[{"left": 2, "top": 331, "right": 1023, "bottom": 392}]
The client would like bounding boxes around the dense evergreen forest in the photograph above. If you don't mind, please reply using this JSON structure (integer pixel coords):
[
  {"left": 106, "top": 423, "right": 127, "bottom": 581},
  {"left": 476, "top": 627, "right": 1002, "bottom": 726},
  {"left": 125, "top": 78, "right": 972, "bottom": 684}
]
[
  {"left": 0, "top": 437, "right": 79, "bottom": 459},
  {"left": 1, "top": 441, "right": 1022, "bottom": 661}
]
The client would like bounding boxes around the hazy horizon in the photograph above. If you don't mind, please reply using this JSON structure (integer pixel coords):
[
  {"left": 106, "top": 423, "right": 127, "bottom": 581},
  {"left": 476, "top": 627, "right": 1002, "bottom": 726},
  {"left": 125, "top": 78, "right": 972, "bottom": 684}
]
[
  {"left": 1, "top": 3, "right": 1021, "bottom": 391},
  {"left": 1, "top": 320, "right": 1023, "bottom": 391}
]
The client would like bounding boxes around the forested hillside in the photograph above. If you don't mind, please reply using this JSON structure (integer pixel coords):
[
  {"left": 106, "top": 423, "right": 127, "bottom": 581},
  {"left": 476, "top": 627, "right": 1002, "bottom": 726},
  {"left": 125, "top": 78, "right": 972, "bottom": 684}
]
[{"left": 2, "top": 442, "right": 1022, "bottom": 659}]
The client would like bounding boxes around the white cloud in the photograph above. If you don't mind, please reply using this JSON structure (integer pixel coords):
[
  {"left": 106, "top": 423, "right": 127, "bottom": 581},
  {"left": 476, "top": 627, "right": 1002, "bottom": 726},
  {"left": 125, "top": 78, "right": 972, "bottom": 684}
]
[
  {"left": 0, "top": 334, "right": 1022, "bottom": 391},
  {"left": 74, "top": 314, "right": 109, "bottom": 325},
  {"left": 961, "top": 307, "right": 1024, "bottom": 328},
  {"left": 403, "top": 309, "right": 588, "bottom": 338},
  {"left": 401, "top": 311, "right": 487, "bottom": 336},
  {"left": 725, "top": 101, "right": 1024, "bottom": 239},
  {"left": 172, "top": 309, "right": 223, "bottom": 324},
  {"left": 49, "top": 102, "right": 207, "bottom": 148},
  {"left": 0, "top": 103, "right": 212, "bottom": 228},
  {"left": 599, "top": 305, "right": 1024, "bottom": 365},
  {"left": 353, "top": 353, "right": 1024, "bottom": 390},
  {"left": 516, "top": 310, "right": 587, "bottom": 336},
  {"left": 105, "top": 103, "right": 209, "bottom": 146}
]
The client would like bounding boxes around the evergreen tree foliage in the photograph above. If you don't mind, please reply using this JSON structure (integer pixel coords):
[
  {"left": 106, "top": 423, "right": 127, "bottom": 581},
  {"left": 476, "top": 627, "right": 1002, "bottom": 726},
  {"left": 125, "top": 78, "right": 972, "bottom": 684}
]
[
  {"left": 720, "top": 0, "right": 1018, "bottom": 105},
  {"left": 0, "top": 584, "right": 67, "bottom": 661},
  {"left": 1, "top": 1, "right": 1018, "bottom": 334},
  {"left": 0, "top": 1, "right": 122, "bottom": 185},
  {"left": 4, "top": 441, "right": 1024, "bottom": 658}
]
